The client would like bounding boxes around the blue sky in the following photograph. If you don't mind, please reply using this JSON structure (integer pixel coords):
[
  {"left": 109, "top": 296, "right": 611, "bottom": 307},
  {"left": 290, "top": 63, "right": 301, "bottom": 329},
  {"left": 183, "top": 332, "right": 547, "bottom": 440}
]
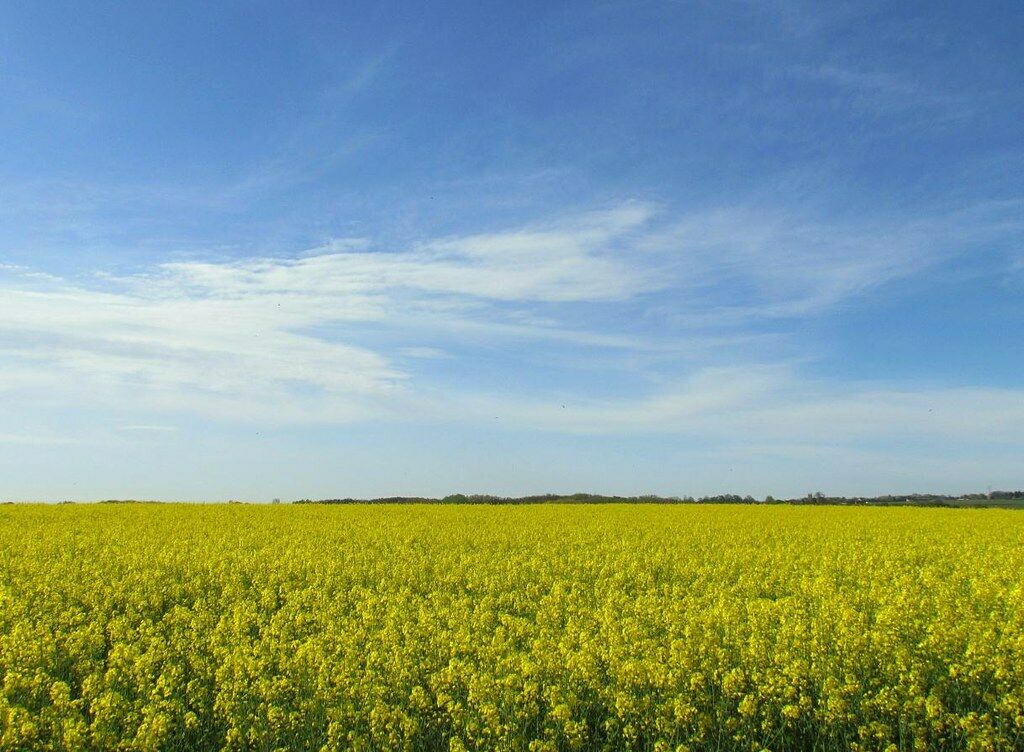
[{"left": 1, "top": 1, "right": 1022, "bottom": 500}]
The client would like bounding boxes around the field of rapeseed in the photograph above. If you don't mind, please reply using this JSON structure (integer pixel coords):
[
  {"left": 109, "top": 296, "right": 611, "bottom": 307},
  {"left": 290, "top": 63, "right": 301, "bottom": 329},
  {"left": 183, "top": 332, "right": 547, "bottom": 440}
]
[{"left": 0, "top": 504, "right": 1022, "bottom": 752}]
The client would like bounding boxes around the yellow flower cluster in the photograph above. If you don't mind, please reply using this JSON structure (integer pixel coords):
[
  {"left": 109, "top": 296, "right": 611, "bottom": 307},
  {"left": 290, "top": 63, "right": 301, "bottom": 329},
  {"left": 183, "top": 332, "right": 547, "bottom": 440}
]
[{"left": 0, "top": 504, "right": 1022, "bottom": 751}]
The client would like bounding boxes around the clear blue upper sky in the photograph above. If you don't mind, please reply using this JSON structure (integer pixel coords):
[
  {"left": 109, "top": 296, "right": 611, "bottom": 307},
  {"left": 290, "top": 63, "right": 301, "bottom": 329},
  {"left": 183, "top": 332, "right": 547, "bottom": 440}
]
[{"left": 1, "top": 1, "right": 1021, "bottom": 500}]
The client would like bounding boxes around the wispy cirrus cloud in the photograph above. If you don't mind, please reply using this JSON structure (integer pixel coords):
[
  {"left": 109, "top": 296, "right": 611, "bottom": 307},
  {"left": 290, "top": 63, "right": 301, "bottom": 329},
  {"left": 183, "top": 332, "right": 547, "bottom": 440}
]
[
  {"left": 786, "top": 63, "right": 974, "bottom": 120},
  {"left": 641, "top": 201, "right": 1020, "bottom": 322},
  {"left": 0, "top": 204, "right": 659, "bottom": 422},
  {"left": 156, "top": 202, "right": 659, "bottom": 303},
  {"left": 0, "top": 200, "right": 1020, "bottom": 432},
  {"left": 479, "top": 373, "right": 1024, "bottom": 442}
]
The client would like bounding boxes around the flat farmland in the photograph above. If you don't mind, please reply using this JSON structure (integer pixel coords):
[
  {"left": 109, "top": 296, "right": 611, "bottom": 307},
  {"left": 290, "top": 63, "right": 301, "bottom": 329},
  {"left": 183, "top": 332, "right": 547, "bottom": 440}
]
[{"left": 1, "top": 504, "right": 1021, "bottom": 751}]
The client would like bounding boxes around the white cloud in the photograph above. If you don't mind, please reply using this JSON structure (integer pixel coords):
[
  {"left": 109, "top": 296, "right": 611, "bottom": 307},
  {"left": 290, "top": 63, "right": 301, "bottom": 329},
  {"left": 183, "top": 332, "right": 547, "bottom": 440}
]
[
  {"left": 155, "top": 202, "right": 659, "bottom": 304},
  {"left": 456, "top": 366, "right": 789, "bottom": 432},
  {"left": 398, "top": 347, "right": 449, "bottom": 359},
  {"left": 0, "top": 205, "right": 661, "bottom": 423},
  {"left": 459, "top": 369, "right": 1024, "bottom": 443},
  {"left": 639, "top": 201, "right": 1021, "bottom": 322},
  {"left": 0, "top": 201, "right": 1019, "bottom": 432}
]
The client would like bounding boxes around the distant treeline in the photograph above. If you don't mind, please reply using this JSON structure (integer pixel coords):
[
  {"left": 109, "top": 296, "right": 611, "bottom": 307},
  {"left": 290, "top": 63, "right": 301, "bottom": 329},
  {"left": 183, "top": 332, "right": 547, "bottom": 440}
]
[{"left": 293, "top": 490, "right": 1024, "bottom": 507}]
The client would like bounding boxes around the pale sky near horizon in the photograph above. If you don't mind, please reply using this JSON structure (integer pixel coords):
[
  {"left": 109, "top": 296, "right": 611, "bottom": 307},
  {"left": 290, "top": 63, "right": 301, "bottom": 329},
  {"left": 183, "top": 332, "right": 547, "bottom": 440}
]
[{"left": 1, "top": 1, "right": 1022, "bottom": 501}]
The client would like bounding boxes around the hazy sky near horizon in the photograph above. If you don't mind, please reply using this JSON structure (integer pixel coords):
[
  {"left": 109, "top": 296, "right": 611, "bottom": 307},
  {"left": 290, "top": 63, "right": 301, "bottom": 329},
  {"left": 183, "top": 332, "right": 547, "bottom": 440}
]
[{"left": 1, "top": 1, "right": 1022, "bottom": 500}]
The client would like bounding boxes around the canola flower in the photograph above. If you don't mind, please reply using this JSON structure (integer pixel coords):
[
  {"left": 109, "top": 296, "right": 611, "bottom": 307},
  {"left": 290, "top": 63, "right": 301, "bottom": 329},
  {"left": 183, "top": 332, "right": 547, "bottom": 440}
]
[{"left": 0, "top": 504, "right": 1022, "bottom": 751}]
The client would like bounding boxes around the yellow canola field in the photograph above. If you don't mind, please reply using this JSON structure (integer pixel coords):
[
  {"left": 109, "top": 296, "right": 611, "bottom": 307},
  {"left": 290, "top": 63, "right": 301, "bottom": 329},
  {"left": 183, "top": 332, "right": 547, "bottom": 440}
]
[{"left": 0, "top": 504, "right": 1022, "bottom": 752}]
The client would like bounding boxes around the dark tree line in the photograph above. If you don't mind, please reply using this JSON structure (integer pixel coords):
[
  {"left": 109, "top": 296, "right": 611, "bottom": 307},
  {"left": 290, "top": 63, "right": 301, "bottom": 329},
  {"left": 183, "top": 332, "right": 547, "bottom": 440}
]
[{"left": 293, "top": 490, "right": 1024, "bottom": 507}]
